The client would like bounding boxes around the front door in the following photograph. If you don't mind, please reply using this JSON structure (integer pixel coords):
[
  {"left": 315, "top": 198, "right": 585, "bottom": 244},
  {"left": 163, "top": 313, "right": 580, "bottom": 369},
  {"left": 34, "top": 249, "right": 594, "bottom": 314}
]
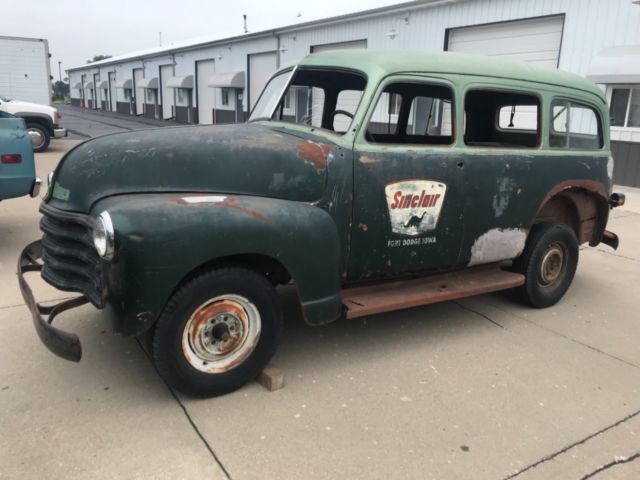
[{"left": 348, "top": 76, "right": 465, "bottom": 281}]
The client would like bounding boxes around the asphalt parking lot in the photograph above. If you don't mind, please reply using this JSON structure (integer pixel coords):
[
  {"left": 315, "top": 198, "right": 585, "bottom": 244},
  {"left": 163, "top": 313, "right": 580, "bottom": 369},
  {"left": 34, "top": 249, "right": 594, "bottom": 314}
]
[
  {"left": 1, "top": 133, "right": 640, "bottom": 479},
  {"left": 56, "top": 104, "right": 178, "bottom": 139}
]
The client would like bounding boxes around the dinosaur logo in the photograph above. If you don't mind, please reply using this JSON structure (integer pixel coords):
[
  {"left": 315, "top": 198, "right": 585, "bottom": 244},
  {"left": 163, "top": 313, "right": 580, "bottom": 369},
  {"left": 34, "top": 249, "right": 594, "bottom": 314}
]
[{"left": 385, "top": 180, "right": 447, "bottom": 236}]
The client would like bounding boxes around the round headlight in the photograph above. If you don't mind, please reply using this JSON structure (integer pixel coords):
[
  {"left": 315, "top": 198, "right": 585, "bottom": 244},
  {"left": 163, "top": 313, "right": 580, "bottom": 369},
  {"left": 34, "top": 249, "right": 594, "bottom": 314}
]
[{"left": 93, "top": 211, "right": 115, "bottom": 260}]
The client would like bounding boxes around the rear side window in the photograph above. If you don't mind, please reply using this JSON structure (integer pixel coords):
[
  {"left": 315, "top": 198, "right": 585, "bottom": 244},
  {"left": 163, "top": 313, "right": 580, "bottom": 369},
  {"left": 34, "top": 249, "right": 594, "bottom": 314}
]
[
  {"left": 464, "top": 90, "right": 540, "bottom": 148},
  {"left": 550, "top": 100, "right": 602, "bottom": 149}
]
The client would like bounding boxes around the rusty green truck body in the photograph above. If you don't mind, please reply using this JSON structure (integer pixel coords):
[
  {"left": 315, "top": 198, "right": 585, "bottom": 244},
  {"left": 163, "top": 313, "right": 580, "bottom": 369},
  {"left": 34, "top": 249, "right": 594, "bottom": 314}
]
[{"left": 19, "top": 51, "right": 622, "bottom": 395}]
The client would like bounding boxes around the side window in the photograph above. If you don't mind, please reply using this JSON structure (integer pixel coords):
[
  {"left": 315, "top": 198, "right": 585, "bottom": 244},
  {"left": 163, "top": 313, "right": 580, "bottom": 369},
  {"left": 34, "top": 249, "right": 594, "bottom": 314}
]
[
  {"left": 464, "top": 90, "right": 539, "bottom": 148},
  {"left": 366, "top": 82, "right": 454, "bottom": 145},
  {"left": 550, "top": 100, "right": 602, "bottom": 149}
]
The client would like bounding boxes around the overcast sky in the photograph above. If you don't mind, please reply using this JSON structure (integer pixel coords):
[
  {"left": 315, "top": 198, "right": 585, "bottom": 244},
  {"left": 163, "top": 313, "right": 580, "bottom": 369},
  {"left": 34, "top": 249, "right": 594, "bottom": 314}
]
[{"left": 5, "top": 0, "right": 407, "bottom": 80}]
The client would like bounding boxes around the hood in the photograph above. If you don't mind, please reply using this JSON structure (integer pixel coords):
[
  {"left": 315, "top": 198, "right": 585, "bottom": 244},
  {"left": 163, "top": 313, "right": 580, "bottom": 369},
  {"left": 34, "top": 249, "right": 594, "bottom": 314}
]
[
  {"left": 48, "top": 123, "right": 337, "bottom": 212},
  {"left": 3, "top": 99, "right": 56, "bottom": 114}
]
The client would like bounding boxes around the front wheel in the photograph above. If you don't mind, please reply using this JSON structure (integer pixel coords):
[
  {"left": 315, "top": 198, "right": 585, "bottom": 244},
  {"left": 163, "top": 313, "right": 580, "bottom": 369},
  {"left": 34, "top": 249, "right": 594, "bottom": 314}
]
[
  {"left": 26, "top": 123, "right": 50, "bottom": 153},
  {"left": 153, "top": 268, "right": 283, "bottom": 397},
  {"left": 513, "top": 223, "right": 579, "bottom": 308}
]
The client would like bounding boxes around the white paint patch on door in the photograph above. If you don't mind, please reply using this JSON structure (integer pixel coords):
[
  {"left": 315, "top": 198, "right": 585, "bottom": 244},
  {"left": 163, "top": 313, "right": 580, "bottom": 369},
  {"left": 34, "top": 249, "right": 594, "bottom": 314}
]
[
  {"left": 385, "top": 180, "right": 447, "bottom": 236},
  {"left": 468, "top": 228, "right": 527, "bottom": 267}
]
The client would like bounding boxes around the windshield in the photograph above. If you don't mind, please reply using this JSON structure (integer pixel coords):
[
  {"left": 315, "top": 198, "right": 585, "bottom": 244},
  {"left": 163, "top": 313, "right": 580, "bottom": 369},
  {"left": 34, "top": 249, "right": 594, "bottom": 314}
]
[
  {"left": 0, "top": 96, "right": 11, "bottom": 102},
  {"left": 249, "top": 68, "right": 367, "bottom": 135}
]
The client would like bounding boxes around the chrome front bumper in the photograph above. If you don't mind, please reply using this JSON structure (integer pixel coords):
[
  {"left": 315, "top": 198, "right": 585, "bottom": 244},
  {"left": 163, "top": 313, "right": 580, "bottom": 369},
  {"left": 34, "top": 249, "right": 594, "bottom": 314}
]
[
  {"left": 53, "top": 127, "right": 67, "bottom": 138},
  {"left": 17, "top": 240, "right": 88, "bottom": 361}
]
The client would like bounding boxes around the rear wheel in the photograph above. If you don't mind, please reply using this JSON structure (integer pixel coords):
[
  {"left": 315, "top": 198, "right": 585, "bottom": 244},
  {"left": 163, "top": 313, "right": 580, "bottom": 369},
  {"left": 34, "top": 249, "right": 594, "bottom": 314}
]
[
  {"left": 153, "top": 267, "right": 283, "bottom": 397},
  {"left": 513, "top": 223, "right": 579, "bottom": 308},
  {"left": 26, "top": 122, "right": 50, "bottom": 153}
]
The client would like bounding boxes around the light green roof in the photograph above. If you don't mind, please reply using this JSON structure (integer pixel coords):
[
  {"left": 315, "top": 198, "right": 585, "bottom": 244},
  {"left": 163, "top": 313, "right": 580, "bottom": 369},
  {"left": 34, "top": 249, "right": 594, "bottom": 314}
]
[{"left": 299, "top": 50, "right": 605, "bottom": 102}]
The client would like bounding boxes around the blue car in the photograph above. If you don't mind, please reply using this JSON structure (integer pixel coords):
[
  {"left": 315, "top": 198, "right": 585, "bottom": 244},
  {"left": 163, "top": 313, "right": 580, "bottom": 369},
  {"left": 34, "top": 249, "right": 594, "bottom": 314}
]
[{"left": 0, "top": 111, "right": 40, "bottom": 201}]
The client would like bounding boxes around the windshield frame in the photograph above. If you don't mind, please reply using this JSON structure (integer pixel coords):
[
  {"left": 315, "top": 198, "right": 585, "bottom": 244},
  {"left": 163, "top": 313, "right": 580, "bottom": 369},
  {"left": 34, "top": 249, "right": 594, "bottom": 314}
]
[
  {"left": 248, "top": 67, "right": 296, "bottom": 122},
  {"left": 248, "top": 66, "right": 369, "bottom": 138}
]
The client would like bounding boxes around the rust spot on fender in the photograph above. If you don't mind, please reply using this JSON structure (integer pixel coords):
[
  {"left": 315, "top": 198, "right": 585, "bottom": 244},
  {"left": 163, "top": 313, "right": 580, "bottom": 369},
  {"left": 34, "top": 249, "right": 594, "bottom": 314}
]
[
  {"left": 359, "top": 155, "right": 380, "bottom": 165},
  {"left": 221, "top": 197, "right": 272, "bottom": 224},
  {"left": 297, "top": 140, "right": 332, "bottom": 171},
  {"left": 539, "top": 179, "right": 607, "bottom": 208}
]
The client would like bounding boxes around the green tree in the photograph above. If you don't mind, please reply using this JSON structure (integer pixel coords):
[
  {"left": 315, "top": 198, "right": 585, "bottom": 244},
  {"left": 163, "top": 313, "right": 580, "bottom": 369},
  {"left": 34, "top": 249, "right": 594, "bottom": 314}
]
[
  {"left": 87, "top": 54, "right": 112, "bottom": 64},
  {"left": 52, "top": 80, "right": 70, "bottom": 101}
]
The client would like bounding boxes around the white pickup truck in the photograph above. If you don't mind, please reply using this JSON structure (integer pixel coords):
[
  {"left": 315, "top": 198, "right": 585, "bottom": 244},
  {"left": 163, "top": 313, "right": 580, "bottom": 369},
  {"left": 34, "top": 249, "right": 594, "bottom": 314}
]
[{"left": 0, "top": 97, "right": 66, "bottom": 152}]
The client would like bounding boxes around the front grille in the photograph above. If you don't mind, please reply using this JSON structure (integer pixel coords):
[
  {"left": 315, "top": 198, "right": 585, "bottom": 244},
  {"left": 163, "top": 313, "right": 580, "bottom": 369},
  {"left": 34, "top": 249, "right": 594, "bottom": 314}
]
[{"left": 39, "top": 203, "right": 104, "bottom": 307}]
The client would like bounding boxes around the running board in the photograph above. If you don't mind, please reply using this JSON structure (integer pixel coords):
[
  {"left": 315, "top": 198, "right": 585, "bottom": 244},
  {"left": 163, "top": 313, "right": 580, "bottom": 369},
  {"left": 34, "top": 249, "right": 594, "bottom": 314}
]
[{"left": 342, "top": 263, "right": 525, "bottom": 319}]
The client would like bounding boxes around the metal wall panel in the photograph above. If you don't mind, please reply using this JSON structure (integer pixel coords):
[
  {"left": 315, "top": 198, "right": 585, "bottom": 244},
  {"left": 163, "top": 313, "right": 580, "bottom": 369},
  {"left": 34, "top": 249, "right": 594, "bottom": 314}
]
[
  {"left": 611, "top": 140, "right": 640, "bottom": 187},
  {"left": 159, "top": 64, "right": 174, "bottom": 120},
  {"left": 133, "top": 68, "right": 144, "bottom": 115}
]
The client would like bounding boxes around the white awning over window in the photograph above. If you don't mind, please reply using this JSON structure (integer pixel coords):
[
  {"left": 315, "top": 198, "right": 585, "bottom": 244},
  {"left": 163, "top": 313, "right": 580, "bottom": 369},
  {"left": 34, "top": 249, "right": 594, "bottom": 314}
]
[
  {"left": 73, "top": 82, "right": 83, "bottom": 89},
  {"left": 115, "top": 79, "right": 133, "bottom": 89},
  {"left": 208, "top": 71, "right": 245, "bottom": 88},
  {"left": 587, "top": 45, "right": 640, "bottom": 84},
  {"left": 167, "top": 75, "right": 194, "bottom": 89},
  {"left": 98, "top": 80, "right": 109, "bottom": 89},
  {"left": 83, "top": 81, "right": 94, "bottom": 89},
  {"left": 138, "top": 77, "right": 159, "bottom": 89}
]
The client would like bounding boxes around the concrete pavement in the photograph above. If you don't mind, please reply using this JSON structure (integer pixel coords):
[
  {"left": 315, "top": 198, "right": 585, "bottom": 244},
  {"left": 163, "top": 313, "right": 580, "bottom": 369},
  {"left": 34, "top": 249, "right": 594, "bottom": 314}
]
[{"left": 1, "top": 139, "right": 639, "bottom": 479}]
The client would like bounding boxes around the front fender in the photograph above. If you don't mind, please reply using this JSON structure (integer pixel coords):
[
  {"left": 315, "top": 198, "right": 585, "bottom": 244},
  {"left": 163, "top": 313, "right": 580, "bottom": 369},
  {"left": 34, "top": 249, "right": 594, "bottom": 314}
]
[{"left": 94, "top": 193, "right": 343, "bottom": 336}]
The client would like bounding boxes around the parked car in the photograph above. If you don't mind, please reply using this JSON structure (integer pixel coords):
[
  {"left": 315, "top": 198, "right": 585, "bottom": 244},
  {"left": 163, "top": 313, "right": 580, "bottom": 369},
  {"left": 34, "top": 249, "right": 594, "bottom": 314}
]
[
  {"left": 0, "top": 111, "right": 40, "bottom": 201},
  {"left": 0, "top": 97, "right": 66, "bottom": 152},
  {"left": 19, "top": 51, "right": 625, "bottom": 397}
]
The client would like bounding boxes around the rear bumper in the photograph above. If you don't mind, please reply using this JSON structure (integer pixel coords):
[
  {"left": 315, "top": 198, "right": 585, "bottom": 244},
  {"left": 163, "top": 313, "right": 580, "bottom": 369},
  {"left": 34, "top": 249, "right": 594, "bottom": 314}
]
[
  {"left": 30, "top": 177, "right": 41, "bottom": 197},
  {"left": 17, "top": 240, "right": 88, "bottom": 362}
]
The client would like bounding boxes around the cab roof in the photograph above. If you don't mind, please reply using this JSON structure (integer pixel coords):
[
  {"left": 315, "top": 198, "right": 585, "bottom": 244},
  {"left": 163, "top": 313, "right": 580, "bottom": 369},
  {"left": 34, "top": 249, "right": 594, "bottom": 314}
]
[{"left": 298, "top": 50, "right": 605, "bottom": 102}]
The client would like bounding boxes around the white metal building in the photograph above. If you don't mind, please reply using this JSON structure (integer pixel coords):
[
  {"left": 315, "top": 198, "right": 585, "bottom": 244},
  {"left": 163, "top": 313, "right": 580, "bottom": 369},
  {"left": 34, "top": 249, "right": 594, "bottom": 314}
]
[
  {"left": 67, "top": 0, "right": 640, "bottom": 186},
  {"left": 0, "top": 35, "right": 53, "bottom": 105}
]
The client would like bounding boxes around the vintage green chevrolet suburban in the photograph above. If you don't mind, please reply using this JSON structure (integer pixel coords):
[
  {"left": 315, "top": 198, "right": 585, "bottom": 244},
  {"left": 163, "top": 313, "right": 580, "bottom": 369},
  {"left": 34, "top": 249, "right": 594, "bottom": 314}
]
[{"left": 19, "top": 51, "right": 625, "bottom": 397}]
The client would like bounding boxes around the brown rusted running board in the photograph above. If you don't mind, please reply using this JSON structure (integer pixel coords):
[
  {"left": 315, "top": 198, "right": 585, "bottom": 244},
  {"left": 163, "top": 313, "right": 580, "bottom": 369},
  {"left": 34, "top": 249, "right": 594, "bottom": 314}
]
[{"left": 342, "top": 263, "right": 525, "bottom": 319}]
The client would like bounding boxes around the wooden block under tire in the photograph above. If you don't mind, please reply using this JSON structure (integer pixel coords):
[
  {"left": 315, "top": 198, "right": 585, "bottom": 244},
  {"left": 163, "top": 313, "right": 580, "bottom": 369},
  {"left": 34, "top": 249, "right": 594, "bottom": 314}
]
[{"left": 257, "top": 365, "right": 285, "bottom": 391}]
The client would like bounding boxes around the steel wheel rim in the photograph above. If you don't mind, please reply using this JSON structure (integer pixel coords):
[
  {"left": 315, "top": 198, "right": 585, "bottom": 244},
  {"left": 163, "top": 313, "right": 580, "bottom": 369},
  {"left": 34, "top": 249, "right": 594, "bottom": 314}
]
[
  {"left": 27, "top": 128, "right": 45, "bottom": 149},
  {"left": 540, "top": 242, "right": 566, "bottom": 286},
  {"left": 182, "top": 294, "right": 261, "bottom": 373}
]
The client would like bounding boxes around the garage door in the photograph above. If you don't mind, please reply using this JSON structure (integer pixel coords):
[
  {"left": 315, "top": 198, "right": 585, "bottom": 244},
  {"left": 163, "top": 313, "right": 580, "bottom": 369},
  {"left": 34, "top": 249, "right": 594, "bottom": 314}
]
[
  {"left": 160, "top": 64, "right": 174, "bottom": 120},
  {"left": 196, "top": 59, "right": 216, "bottom": 124},
  {"left": 310, "top": 40, "right": 367, "bottom": 131},
  {"left": 447, "top": 16, "right": 564, "bottom": 68},
  {"left": 310, "top": 39, "right": 367, "bottom": 54},
  {"left": 248, "top": 51, "right": 278, "bottom": 112}
]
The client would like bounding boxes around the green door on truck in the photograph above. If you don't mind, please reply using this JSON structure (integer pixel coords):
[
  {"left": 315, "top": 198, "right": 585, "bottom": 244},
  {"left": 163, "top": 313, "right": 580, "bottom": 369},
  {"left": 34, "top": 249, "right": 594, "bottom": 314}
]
[{"left": 347, "top": 75, "right": 466, "bottom": 281}]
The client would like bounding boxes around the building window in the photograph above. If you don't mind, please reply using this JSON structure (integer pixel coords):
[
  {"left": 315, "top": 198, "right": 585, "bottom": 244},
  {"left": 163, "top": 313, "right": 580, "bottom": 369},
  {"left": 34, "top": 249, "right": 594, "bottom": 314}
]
[
  {"left": 221, "top": 88, "right": 230, "bottom": 106},
  {"left": 610, "top": 87, "right": 640, "bottom": 128}
]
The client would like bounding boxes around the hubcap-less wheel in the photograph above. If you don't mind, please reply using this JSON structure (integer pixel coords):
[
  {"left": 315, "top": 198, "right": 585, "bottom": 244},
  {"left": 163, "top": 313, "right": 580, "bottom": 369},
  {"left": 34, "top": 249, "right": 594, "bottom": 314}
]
[
  {"left": 539, "top": 242, "right": 566, "bottom": 286},
  {"left": 28, "top": 128, "right": 46, "bottom": 150},
  {"left": 182, "top": 294, "right": 261, "bottom": 373}
]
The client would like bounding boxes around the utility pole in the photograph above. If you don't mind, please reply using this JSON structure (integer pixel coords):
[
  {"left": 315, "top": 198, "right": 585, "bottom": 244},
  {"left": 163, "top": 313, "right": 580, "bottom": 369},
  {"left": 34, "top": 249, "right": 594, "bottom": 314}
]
[
  {"left": 159, "top": 32, "right": 162, "bottom": 46},
  {"left": 243, "top": 14, "right": 248, "bottom": 33},
  {"left": 58, "top": 61, "right": 62, "bottom": 82}
]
